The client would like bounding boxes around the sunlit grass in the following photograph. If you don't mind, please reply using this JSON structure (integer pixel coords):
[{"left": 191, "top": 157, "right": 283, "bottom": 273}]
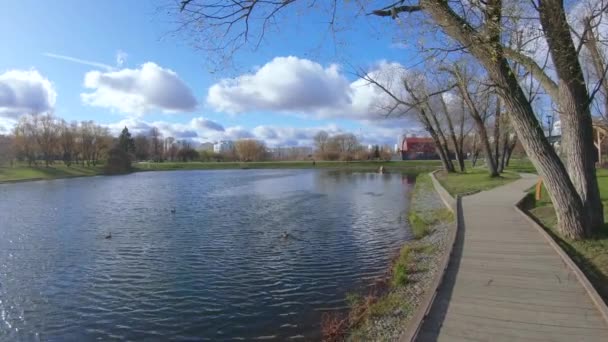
[
  {"left": 0, "top": 164, "right": 103, "bottom": 182},
  {"left": 527, "top": 168, "right": 608, "bottom": 300},
  {"left": 436, "top": 168, "right": 520, "bottom": 196}
]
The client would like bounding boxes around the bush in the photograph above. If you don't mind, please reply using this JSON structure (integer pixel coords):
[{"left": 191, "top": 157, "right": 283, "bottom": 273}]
[
  {"left": 390, "top": 246, "right": 412, "bottom": 287},
  {"left": 408, "top": 211, "right": 429, "bottom": 239},
  {"left": 104, "top": 147, "right": 132, "bottom": 174}
]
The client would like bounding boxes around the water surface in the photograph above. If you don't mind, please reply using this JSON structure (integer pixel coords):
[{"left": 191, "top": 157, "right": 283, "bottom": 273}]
[{"left": 0, "top": 169, "right": 414, "bottom": 341}]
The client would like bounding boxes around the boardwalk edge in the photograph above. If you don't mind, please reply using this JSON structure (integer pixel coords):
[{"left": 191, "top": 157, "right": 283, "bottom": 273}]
[
  {"left": 514, "top": 193, "right": 608, "bottom": 325},
  {"left": 400, "top": 170, "right": 461, "bottom": 342}
]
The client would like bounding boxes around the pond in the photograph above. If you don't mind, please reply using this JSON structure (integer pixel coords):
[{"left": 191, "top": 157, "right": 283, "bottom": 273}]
[{"left": 0, "top": 169, "right": 415, "bottom": 341}]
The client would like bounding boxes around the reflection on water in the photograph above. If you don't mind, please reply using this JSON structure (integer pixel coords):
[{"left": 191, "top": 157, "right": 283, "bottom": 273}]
[{"left": 0, "top": 169, "right": 413, "bottom": 341}]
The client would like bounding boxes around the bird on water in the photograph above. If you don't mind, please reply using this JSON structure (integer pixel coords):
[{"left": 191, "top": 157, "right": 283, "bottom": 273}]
[
  {"left": 105, "top": 232, "right": 112, "bottom": 239},
  {"left": 171, "top": 208, "right": 176, "bottom": 214}
]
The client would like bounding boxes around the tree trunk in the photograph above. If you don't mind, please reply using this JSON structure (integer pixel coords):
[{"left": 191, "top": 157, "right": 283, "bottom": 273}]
[
  {"left": 505, "top": 138, "right": 517, "bottom": 167},
  {"left": 421, "top": 0, "right": 588, "bottom": 239},
  {"left": 493, "top": 99, "right": 502, "bottom": 172},
  {"left": 428, "top": 106, "right": 456, "bottom": 172},
  {"left": 440, "top": 95, "right": 466, "bottom": 172},
  {"left": 456, "top": 81, "right": 499, "bottom": 177},
  {"left": 539, "top": 0, "right": 604, "bottom": 234},
  {"left": 418, "top": 110, "right": 455, "bottom": 172}
]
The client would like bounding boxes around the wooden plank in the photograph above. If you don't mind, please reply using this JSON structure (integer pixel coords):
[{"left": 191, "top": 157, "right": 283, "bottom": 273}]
[{"left": 415, "top": 175, "right": 608, "bottom": 341}]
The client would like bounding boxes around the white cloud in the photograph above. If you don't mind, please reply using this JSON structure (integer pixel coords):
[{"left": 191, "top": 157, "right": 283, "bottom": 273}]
[
  {"left": 104, "top": 115, "right": 403, "bottom": 148},
  {"left": 0, "top": 69, "right": 56, "bottom": 118},
  {"left": 105, "top": 116, "right": 224, "bottom": 141},
  {"left": 208, "top": 56, "right": 351, "bottom": 114},
  {"left": 81, "top": 62, "right": 198, "bottom": 115},
  {"left": 206, "top": 56, "right": 408, "bottom": 121},
  {"left": 0, "top": 117, "right": 16, "bottom": 134}
]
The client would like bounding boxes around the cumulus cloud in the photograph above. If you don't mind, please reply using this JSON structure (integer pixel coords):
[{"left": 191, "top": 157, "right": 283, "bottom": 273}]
[
  {"left": 106, "top": 116, "right": 224, "bottom": 140},
  {"left": 81, "top": 62, "right": 198, "bottom": 115},
  {"left": 0, "top": 69, "right": 56, "bottom": 118},
  {"left": 208, "top": 56, "right": 351, "bottom": 114},
  {"left": 191, "top": 117, "right": 224, "bottom": 132},
  {"left": 206, "top": 56, "right": 407, "bottom": 121}
]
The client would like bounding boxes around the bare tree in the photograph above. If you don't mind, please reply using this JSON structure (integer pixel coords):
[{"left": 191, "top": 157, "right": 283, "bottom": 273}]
[
  {"left": 150, "top": 127, "right": 163, "bottom": 162},
  {"left": 448, "top": 65, "right": 499, "bottom": 177},
  {"left": 313, "top": 130, "right": 329, "bottom": 158},
  {"left": 59, "top": 120, "right": 77, "bottom": 166},
  {"left": 13, "top": 115, "right": 38, "bottom": 166},
  {"left": 173, "top": 0, "right": 600, "bottom": 238},
  {"left": 437, "top": 93, "right": 468, "bottom": 172},
  {"left": 134, "top": 134, "right": 150, "bottom": 161},
  {"left": 235, "top": 139, "right": 267, "bottom": 161},
  {"left": 0, "top": 134, "right": 14, "bottom": 166}
]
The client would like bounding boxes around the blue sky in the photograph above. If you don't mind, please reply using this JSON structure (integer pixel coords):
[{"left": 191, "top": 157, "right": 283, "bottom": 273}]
[{"left": 0, "top": 0, "right": 422, "bottom": 147}]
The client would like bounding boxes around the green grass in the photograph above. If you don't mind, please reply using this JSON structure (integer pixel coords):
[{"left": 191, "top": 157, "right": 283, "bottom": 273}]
[
  {"left": 436, "top": 168, "right": 521, "bottom": 196},
  {"left": 391, "top": 245, "right": 413, "bottom": 287},
  {"left": 368, "top": 292, "right": 407, "bottom": 317},
  {"left": 504, "top": 159, "right": 537, "bottom": 173},
  {"left": 408, "top": 173, "right": 455, "bottom": 239},
  {"left": 0, "top": 160, "right": 442, "bottom": 183},
  {"left": 526, "top": 168, "right": 608, "bottom": 300},
  {"left": 0, "top": 164, "right": 103, "bottom": 183}
]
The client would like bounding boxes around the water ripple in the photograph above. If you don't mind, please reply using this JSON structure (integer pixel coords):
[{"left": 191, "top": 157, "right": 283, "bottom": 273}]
[{"left": 0, "top": 169, "right": 413, "bottom": 341}]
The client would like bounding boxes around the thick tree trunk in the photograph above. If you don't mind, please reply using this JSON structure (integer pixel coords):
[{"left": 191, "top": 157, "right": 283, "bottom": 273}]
[
  {"left": 420, "top": 0, "right": 588, "bottom": 239},
  {"left": 457, "top": 82, "right": 499, "bottom": 177},
  {"left": 493, "top": 99, "right": 502, "bottom": 173},
  {"left": 539, "top": 0, "right": 604, "bottom": 234},
  {"left": 418, "top": 111, "right": 455, "bottom": 172},
  {"left": 428, "top": 106, "right": 456, "bottom": 172},
  {"left": 440, "top": 95, "right": 466, "bottom": 172}
]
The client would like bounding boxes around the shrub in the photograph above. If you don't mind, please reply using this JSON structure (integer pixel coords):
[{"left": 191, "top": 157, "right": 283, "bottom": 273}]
[
  {"left": 408, "top": 211, "right": 429, "bottom": 239},
  {"left": 390, "top": 246, "right": 412, "bottom": 287},
  {"left": 104, "top": 147, "right": 132, "bottom": 174}
]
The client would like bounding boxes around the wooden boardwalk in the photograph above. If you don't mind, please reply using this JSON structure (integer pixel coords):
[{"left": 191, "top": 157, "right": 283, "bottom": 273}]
[{"left": 417, "top": 174, "right": 608, "bottom": 341}]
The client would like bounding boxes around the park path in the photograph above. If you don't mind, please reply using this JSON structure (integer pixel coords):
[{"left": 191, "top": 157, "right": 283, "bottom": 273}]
[{"left": 417, "top": 174, "right": 608, "bottom": 341}]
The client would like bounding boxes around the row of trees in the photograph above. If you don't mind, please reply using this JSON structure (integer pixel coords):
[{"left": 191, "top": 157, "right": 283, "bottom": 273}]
[
  {"left": 0, "top": 114, "right": 209, "bottom": 167},
  {"left": 174, "top": 0, "right": 608, "bottom": 239},
  {"left": 9, "top": 114, "right": 113, "bottom": 167},
  {"left": 313, "top": 131, "right": 393, "bottom": 161}
]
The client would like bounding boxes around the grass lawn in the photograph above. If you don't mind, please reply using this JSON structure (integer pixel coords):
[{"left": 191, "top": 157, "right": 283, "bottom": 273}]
[
  {"left": 527, "top": 168, "right": 608, "bottom": 301},
  {"left": 435, "top": 168, "right": 521, "bottom": 196},
  {"left": 0, "top": 164, "right": 103, "bottom": 183},
  {"left": 0, "top": 160, "right": 443, "bottom": 183}
]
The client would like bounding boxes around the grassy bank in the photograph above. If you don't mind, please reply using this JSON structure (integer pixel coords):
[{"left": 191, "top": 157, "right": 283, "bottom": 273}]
[
  {"left": 526, "top": 168, "right": 608, "bottom": 301},
  {"left": 1, "top": 160, "right": 442, "bottom": 183},
  {"left": 333, "top": 173, "right": 454, "bottom": 341},
  {"left": 0, "top": 164, "right": 104, "bottom": 183},
  {"left": 435, "top": 168, "right": 520, "bottom": 196}
]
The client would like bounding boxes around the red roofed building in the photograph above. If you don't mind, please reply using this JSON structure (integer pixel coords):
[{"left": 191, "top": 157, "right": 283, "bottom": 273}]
[{"left": 400, "top": 136, "right": 439, "bottom": 160}]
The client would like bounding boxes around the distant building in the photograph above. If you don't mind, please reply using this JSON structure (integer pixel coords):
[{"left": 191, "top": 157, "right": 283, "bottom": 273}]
[
  {"left": 199, "top": 142, "right": 214, "bottom": 152},
  {"left": 213, "top": 140, "right": 234, "bottom": 153},
  {"left": 400, "top": 136, "right": 439, "bottom": 160}
]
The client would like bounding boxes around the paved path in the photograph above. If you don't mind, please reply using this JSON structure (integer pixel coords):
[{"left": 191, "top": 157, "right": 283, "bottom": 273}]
[{"left": 417, "top": 174, "right": 608, "bottom": 341}]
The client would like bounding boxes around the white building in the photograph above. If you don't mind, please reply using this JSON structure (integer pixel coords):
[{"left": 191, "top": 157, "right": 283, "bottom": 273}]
[
  {"left": 213, "top": 140, "right": 234, "bottom": 153},
  {"left": 199, "top": 142, "right": 214, "bottom": 152}
]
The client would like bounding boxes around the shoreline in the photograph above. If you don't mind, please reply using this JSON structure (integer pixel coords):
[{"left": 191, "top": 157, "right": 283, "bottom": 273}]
[
  {"left": 0, "top": 160, "right": 441, "bottom": 185},
  {"left": 321, "top": 172, "right": 454, "bottom": 341}
]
